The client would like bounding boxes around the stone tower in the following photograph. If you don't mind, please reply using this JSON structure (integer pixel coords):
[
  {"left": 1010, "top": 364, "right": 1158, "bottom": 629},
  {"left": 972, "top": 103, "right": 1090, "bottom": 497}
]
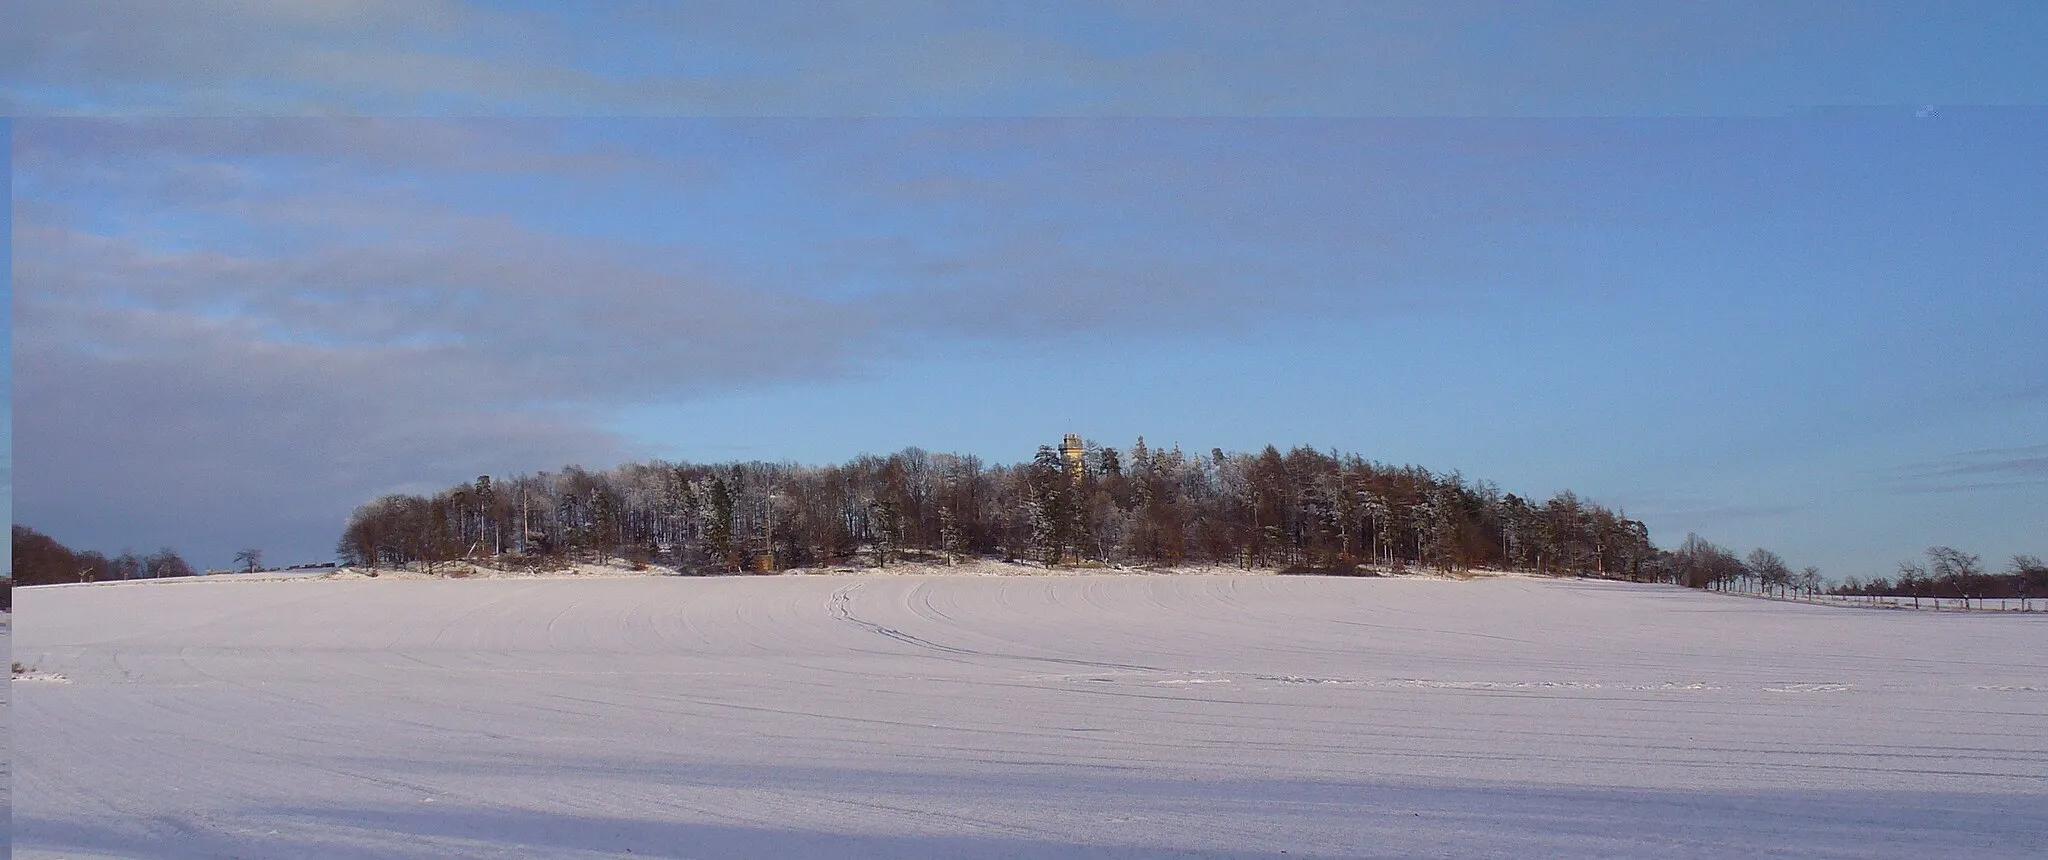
[{"left": 1060, "top": 433, "right": 1086, "bottom": 484}]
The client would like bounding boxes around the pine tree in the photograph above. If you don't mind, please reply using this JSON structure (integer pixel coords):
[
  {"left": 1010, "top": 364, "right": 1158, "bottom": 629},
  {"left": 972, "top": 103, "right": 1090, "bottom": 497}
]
[
  {"left": 872, "top": 497, "right": 905, "bottom": 566},
  {"left": 704, "top": 476, "right": 736, "bottom": 570}
]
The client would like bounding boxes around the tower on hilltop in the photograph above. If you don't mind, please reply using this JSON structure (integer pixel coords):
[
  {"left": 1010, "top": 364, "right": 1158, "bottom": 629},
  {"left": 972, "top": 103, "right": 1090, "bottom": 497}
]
[{"left": 1059, "top": 433, "right": 1086, "bottom": 484}]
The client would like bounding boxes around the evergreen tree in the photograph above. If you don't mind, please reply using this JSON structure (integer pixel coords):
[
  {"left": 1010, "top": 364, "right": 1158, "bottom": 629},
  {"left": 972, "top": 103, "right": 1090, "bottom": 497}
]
[{"left": 704, "top": 476, "right": 736, "bottom": 570}]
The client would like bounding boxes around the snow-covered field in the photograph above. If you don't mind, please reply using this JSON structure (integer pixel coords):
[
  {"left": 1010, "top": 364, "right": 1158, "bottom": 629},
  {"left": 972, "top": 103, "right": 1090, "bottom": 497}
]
[
  {"left": 3, "top": 611, "right": 13, "bottom": 846},
  {"left": 1794, "top": 594, "right": 2041, "bottom": 612},
  {"left": 13, "top": 574, "right": 2048, "bottom": 859}
]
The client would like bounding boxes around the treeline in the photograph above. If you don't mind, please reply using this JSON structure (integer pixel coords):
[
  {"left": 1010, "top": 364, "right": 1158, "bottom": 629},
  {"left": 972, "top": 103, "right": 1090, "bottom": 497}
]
[
  {"left": 11, "top": 524, "right": 199, "bottom": 586},
  {"left": 1661, "top": 533, "right": 1828, "bottom": 595},
  {"left": 1830, "top": 548, "right": 2046, "bottom": 606},
  {"left": 340, "top": 439, "right": 1680, "bottom": 579}
]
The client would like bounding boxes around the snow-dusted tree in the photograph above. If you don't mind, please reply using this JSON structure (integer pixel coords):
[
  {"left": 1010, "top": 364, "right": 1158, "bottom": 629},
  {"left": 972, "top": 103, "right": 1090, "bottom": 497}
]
[
  {"left": 703, "top": 476, "right": 736, "bottom": 570},
  {"left": 871, "top": 496, "right": 906, "bottom": 566},
  {"left": 1026, "top": 445, "right": 1075, "bottom": 566},
  {"left": 326, "top": 436, "right": 1699, "bottom": 581}
]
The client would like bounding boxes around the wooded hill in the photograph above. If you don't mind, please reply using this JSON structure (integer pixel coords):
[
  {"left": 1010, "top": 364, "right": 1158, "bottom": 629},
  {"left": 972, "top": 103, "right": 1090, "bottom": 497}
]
[
  {"left": 11, "top": 524, "right": 198, "bottom": 587},
  {"left": 338, "top": 439, "right": 1676, "bottom": 579}
]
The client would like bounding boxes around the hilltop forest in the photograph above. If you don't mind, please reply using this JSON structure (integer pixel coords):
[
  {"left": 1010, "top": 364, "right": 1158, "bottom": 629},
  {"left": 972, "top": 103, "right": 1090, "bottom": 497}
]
[
  {"left": 338, "top": 439, "right": 1689, "bottom": 581},
  {"left": 15, "top": 439, "right": 2040, "bottom": 600}
]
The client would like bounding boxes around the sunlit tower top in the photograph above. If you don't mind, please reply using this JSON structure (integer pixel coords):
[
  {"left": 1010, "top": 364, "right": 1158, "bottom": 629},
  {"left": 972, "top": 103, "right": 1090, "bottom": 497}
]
[{"left": 1060, "top": 433, "right": 1086, "bottom": 484}]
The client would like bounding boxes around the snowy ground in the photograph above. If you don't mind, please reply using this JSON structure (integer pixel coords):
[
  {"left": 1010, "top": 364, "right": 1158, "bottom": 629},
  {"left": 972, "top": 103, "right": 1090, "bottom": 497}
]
[
  {"left": 3, "top": 611, "right": 12, "bottom": 846},
  {"left": 13, "top": 574, "right": 2048, "bottom": 859},
  {"left": 1790, "top": 594, "right": 2041, "bottom": 612}
]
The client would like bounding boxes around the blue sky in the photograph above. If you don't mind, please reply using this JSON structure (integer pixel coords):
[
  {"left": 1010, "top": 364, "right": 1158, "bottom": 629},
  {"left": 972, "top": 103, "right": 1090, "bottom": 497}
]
[
  {"left": 2, "top": 118, "right": 12, "bottom": 570},
  {"left": 11, "top": 116, "right": 2046, "bottom": 574},
  {"left": 6, "top": 1, "right": 2048, "bottom": 116},
  {"left": 4, "top": 3, "right": 2046, "bottom": 574}
]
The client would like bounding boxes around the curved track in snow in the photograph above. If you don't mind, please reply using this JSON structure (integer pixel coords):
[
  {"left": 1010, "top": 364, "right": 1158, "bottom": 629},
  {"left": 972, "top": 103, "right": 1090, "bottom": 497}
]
[{"left": 14, "top": 574, "right": 2048, "bottom": 859}]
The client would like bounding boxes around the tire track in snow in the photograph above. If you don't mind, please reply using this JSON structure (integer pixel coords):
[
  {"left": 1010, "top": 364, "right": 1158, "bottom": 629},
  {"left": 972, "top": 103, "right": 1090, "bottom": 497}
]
[{"left": 828, "top": 583, "right": 981, "bottom": 657}]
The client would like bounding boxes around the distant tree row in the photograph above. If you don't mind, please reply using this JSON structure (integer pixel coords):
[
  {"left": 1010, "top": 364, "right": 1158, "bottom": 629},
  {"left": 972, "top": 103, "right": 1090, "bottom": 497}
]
[
  {"left": 1830, "top": 548, "right": 2046, "bottom": 607},
  {"left": 11, "top": 525, "right": 199, "bottom": 586},
  {"left": 339, "top": 440, "right": 1682, "bottom": 579},
  {"left": 1657, "top": 534, "right": 1828, "bottom": 595}
]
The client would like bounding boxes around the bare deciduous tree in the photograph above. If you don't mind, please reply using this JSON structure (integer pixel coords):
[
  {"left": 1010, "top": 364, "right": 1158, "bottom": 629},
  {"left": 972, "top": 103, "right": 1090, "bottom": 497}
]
[
  {"left": 1927, "top": 546, "right": 1984, "bottom": 608},
  {"left": 1746, "top": 548, "right": 1791, "bottom": 597}
]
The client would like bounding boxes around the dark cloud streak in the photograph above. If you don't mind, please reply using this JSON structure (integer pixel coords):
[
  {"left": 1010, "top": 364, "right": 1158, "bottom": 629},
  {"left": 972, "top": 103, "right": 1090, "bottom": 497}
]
[{"left": 1888, "top": 445, "right": 2048, "bottom": 496}]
